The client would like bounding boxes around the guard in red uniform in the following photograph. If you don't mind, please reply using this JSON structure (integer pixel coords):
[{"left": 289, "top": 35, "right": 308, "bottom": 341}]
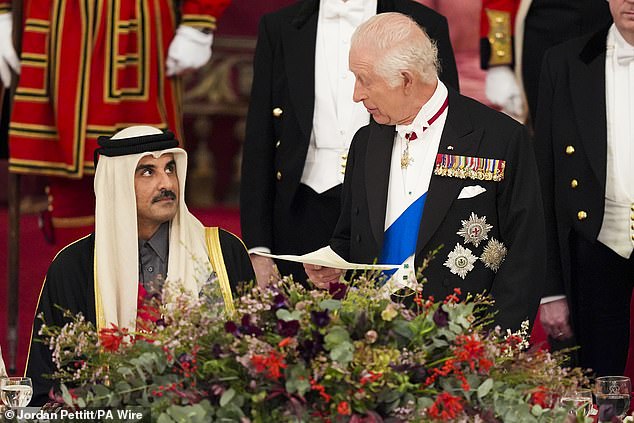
[{"left": 0, "top": 0, "right": 231, "bottom": 243}]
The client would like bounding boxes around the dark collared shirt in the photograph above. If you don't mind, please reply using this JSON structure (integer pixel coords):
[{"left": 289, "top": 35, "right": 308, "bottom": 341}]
[{"left": 138, "top": 222, "right": 169, "bottom": 295}]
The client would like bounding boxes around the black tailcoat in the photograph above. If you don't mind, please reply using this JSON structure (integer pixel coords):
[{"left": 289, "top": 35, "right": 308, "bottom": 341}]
[
  {"left": 331, "top": 89, "right": 546, "bottom": 331},
  {"left": 533, "top": 26, "right": 611, "bottom": 298}
]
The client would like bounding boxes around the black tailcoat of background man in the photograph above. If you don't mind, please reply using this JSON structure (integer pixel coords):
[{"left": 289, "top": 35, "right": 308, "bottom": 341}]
[
  {"left": 240, "top": 0, "right": 459, "bottom": 282},
  {"left": 534, "top": 25, "right": 634, "bottom": 375},
  {"left": 330, "top": 89, "right": 546, "bottom": 331}
]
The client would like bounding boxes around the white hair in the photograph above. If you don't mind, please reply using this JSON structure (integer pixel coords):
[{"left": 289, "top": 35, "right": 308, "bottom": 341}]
[{"left": 351, "top": 12, "right": 439, "bottom": 87}]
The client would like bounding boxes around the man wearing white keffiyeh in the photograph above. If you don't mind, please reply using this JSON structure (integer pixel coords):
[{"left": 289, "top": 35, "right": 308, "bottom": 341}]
[{"left": 25, "top": 125, "right": 254, "bottom": 406}]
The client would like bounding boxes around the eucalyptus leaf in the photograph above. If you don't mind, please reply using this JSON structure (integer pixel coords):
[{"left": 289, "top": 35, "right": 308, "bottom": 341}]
[
  {"left": 320, "top": 299, "right": 342, "bottom": 311},
  {"left": 276, "top": 308, "right": 302, "bottom": 322},
  {"left": 324, "top": 326, "right": 350, "bottom": 349},
  {"left": 477, "top": 378, "right": 494, "bottom": 398},
  {"left": 392, "top": 320, "right": 413, "bottom": 339},
  {"left": 329, "top": 342, "right": 354, "bottom": 364},
  {"left": 61, "top": 384, "right": 73, "bottom": 405},
  {"left": 93, "top": 384, "right": 112, "bottom": 397},
  {"left": 220, "top": 388, "right": 236, "bottom": 407}
]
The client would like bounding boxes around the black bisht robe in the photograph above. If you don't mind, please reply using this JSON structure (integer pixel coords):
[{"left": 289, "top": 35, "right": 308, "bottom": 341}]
[{"left": 26, "top": 230, "right": 254, "bottom": 406}]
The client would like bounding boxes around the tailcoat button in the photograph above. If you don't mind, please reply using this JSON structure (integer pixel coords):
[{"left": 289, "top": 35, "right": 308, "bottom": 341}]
[
  {"left": 272, "top": 107, "right": 283, "bottom": 117},
  {"left": 276, "top": 171, "right": 282, "bottom": 180},
  {"left": 577, "top": 211, "right": 587, "bottom": 220},
  {"left": 565, "top": 145, "right": 575, "bottom": 155},
  {"left": 570, "top": 179, "right": 578, "bottom": 188}
]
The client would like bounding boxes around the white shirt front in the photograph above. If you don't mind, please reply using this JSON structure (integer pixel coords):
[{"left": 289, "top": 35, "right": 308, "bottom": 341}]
[
  {"left": 300, "top": 0, "right": 376, "bottom": 193},
  {"left": 598, "top": 25, "right": 634, "bottom": 259},
  {"left": 382, "top": 80, "right": 449, "bottom": 292}
]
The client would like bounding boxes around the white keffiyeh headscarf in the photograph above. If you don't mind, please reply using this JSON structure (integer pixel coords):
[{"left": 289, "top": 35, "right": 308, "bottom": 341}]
[{"left": 94, "top": 126, "right": 210, "bottom": 331}]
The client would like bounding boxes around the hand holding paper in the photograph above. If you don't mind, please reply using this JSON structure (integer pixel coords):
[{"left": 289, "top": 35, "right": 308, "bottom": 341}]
[
  {"left": 253, "top": 246, "right": 400, "bottom": 270},
  {"left": 254, "top": 247, "right": 400, "bottom": 290}
]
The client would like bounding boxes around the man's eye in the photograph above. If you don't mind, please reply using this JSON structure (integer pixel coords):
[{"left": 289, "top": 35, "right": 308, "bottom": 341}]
[
  {"left": 141, "top": 169, "right": 152, "bottom": 176},
  {"left": 166, "top": 165, "right": 175, "bottom": 174}
]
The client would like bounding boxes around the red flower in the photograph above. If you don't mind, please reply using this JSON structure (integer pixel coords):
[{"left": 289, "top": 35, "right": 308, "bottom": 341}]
[
  {"left": 310, "top": 378, "right": 332, "bottom": 403},
  {"left": 453, "top": 334, "right": 493, "bottom": 373},
  {"left": 360, "top": 371, "right": 382, "bottom": 386},
  {"left": 278, "top": 337, "right": 292, "bottom": 348},
  {"left": 99, "top": 324, "right": 126, "bottom": 352},
  {"left": 443, "top": 288, "right": 462, "bottom": 304},
  {"left": 250, "top": 350, "right": 287, "bottom": 380},
  {"left": 427, "top": 392, "right": 464, "bottom": 421},
  {"left": 337, "top": 401, "right": 351, "bottom": 415},
  {"left": 136, "top": 285, "right": 161, "bottom": 324},
  {"left": 529, "top": 386, "right": 551, "bottom": 409}
]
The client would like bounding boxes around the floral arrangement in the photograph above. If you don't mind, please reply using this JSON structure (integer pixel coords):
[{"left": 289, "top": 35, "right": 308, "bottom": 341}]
[{"left": 40, "top": 273, "right": 593, "bottom": 422}]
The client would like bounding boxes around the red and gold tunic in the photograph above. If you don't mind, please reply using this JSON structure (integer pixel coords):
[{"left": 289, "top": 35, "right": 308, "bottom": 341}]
[
  {"left": 480, "top": 0, "right": 520, "bottom": 68},
  {"left": 3, "top": 0, "right": 230, "bottom": 178}
]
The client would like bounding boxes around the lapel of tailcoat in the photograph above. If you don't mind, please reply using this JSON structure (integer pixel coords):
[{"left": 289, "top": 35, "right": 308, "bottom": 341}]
[
  {"left": 365, "top": 123, "right": 395, "bottom": 249},
  {"left": 570, "top": 27, "right": 609, "bottom": 189},
  {"left": 282, "top": 0, "right": 319, "bottom": 139}
]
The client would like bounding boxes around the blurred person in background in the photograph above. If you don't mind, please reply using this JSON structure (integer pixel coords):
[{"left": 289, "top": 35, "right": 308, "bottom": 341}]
[{"left": 480, "top": 0, "right": 611, "bottom": 124}]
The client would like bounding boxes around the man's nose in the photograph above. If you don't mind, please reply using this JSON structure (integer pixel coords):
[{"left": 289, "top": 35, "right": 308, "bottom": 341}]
[
  {"left": 352, "top": 82, "right": 365, "bottom": 103},
  {"left": 157, "top": 171, "right": 174, "bottom": 190}
]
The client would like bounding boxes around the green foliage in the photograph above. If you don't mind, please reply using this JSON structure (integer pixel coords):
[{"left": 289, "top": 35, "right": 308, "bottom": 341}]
[{"left": 41, "top": 276, "right": 590, "bottom": 422}]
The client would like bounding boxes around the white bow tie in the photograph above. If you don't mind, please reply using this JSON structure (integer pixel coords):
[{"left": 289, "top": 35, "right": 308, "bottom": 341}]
[
  {"left": 616, "top": 44, "right": 634, "bottom": 65},
  {"left": 322, "top": 0, "right": 365, "bottom": 25}
]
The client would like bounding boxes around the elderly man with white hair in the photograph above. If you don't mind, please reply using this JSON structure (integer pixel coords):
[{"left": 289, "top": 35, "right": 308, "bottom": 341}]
[
  {"left": 305, "top": 12, "right": 546, "bottom": 333},
  {"left": 25, "top": 126, "right": 254, "bottom": 406}
]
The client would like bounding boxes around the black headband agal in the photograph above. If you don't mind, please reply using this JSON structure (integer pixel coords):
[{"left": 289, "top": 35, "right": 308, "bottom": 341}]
[{"left": 94, "top": 130, "right": 179, "bottom": 167}]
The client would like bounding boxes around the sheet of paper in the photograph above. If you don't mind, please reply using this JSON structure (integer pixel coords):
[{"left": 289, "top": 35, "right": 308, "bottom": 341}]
[{"left": 254, "top": 246, "right": 400, "bottom": 270}]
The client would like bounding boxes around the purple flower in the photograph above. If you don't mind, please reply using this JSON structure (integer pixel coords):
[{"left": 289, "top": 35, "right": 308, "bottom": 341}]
[
  {"left": 211, "top": 343, "right": 222, "bottom": 358},
  {"left": 225, "top": 321, "right": 239, "bottom": 335},
  {"left": 433, "top": 307, "right": 449, "bottom": 327},
  {"left": 299, "top": 332, "right": 325, "bottom": 363},
  {"left": 272, "top": 294, "right": 288, "bottom": 311},
  {"left": 240, "top": 314, "right": 263, "bottom": 336},
  {"left": 277, "top": 319, "right": 300, "bottom": 337},
  {"left": 311, "top": 310, "right": 330, "bottom": 328},
  {"left": 329, "top": 282, "right": 348, "bottom": 300}
]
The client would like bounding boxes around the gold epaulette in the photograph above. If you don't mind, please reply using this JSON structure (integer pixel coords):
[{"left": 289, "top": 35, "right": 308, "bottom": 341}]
[{"left": 485, "top": 9, "right": 513, "bottom": 66}]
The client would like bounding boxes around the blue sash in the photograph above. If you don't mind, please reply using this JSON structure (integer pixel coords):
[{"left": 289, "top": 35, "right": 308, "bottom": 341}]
[{"left": 379, "top": 192, "right": 427, "bottom": 278}]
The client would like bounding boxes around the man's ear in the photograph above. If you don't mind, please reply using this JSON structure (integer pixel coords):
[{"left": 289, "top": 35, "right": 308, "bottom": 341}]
[{"left": 401, "top": 70, "right": 415, "bottom": 94}]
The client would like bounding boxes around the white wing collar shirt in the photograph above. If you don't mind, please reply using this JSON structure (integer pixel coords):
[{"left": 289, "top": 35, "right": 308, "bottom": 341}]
[
  {"left": 301, "top": 0, "right": 376, "bottom": 193},
  {"left": 382, "top": 79, "right": 449, "bottom": 293},
  {"left": 599, "top": 25, "right": 634, "bottom": 259}
]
